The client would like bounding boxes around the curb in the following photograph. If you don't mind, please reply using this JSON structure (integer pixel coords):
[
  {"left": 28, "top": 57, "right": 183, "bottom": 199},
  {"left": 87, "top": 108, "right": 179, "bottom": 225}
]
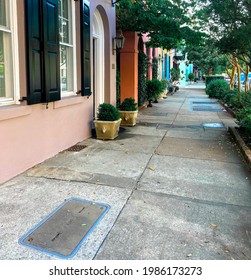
[{"left": 228, "top": 127, "right": 251, "bottom": 170}]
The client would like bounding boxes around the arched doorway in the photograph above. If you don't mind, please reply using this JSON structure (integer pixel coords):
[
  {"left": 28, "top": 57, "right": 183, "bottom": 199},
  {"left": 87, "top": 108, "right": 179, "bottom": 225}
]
[{"left": 92, "top": 9, "right": 104, "bottom": 118}]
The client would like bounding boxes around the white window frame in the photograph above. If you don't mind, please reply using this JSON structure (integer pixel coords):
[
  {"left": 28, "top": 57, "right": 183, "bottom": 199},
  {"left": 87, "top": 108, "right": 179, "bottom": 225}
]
[
  {"left": 59, "top": 0, "right": 77, "bottom": 97},
  {"left": 0, "top": 0, "right": 20, "bottom": 106}
]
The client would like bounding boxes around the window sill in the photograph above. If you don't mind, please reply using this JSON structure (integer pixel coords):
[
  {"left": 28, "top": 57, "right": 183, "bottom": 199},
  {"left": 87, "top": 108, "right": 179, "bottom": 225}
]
[
  {"left": 0, "top": 105, "right": 32, "bottom": 122},
  {"left": 53, "top": 95, "right": 84, "bottom": 109}
]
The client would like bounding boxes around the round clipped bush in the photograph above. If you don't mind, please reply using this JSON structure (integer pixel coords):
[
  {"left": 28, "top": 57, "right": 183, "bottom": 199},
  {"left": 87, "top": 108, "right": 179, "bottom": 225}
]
[
  {"left": 205, "top": 79, "right": 230, "bottom": 99},
  {"left": 97, "top": 103, "right": 120, "bottom": 121},
  {"left": 188, "top": 73, "right": 195, "bottom": 82},
  {"left": 119, "top": 98, "right": 138, "bottom": 111}
]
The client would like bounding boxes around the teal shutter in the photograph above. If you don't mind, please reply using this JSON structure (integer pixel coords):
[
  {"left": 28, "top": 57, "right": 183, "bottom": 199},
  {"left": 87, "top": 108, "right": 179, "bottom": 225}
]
[
  {"left": 81, "top": 0, "right": 91, "bottom": 96},
  {"left": 25, "top": 0, "right": 60, "bottom": 105}
]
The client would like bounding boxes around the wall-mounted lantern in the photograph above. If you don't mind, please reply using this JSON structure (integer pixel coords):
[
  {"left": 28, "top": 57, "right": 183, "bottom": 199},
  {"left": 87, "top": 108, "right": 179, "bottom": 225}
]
[
  {"left": 112, "top": 0, "right": 122, "bottom": 6},
  {"left": 113, "top": 29, "right": 125, "bottom": 55}
]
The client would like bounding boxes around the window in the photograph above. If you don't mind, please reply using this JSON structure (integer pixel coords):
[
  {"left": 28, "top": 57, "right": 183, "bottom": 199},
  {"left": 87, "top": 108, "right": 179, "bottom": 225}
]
[
  {"left": 59, "top": 0, "right": 75, "bottom": 95},
  {"left": 0, "top": 0, "right": 18, "bottom": 105}
]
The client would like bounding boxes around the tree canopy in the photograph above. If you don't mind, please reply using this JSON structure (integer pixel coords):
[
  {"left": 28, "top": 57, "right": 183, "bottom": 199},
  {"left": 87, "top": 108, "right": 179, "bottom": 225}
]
[
  {"left": 116, "top": 0, "right": 204, "bottom": 50},
  {"left": 193, "top": 0, "right": 251, "bottom": 64}
]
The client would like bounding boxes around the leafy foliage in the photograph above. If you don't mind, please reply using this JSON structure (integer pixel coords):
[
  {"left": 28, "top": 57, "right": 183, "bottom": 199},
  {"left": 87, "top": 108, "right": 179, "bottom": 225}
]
[
  {"left": 117, "top": 0, "right": 203, "bottom": 50},
  {"left": 170, "top": 68, "right": 180, "bottom": 82},
  {"left": 152, "top": 57, "right": 158, "bottom": 80},
  {"left": 205, "top": 76, "right": 225, "bottom": 87},
  {"left": 193, "top": 0, "right": 251, "bottom": 67},
  {"left": 236, "top": 106, "right": 251, "bottom": 134},
  {"left": 205, "top": 79, "right": 230, "bottom": 98},
  {"left": 138, "top": 50, "right": 149, "bottom": 106},
  {"left": 97, "top": 103, "right": 120, "bottom": 121},
  {"left": 119, "top": 98, "right": 138, "bottom": 111},
  {"left": 188, "top": 73, "right": 195, "bottom": 82},
  {"left": 146, "top": 79, "right": 165, "bottom": 104}
]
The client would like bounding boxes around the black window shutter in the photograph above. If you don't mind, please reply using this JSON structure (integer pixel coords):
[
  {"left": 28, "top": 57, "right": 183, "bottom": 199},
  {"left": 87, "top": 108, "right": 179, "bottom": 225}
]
[
  {"left": 25, "top": 0, "right": 60, "bottom": 105},
  {"left": 25, "top": 0, "right": 44, "bottom": 104},
  {"left": 81, "top": 0, "right": 91, "bottom": 96},
  {"left": 43, "top": 0, "right": 60, "bottom": 102}
]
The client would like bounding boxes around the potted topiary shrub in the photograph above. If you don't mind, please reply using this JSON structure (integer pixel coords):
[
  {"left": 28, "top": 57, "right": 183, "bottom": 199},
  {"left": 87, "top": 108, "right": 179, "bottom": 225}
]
[
  {"left": 119, "top": 98, "right": 138, "bottom": 126},
  {"left": 146, "top": 79, "right": 164, "bottom": 107},
  {"left": 94, "top": 103, "right": 121, "bottom": 140}
]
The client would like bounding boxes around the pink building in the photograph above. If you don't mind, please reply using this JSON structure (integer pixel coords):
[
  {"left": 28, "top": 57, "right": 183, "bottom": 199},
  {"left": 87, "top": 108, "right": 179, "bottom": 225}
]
[{"left": 0, "top": 0, "right": 117, "bottom": 184}]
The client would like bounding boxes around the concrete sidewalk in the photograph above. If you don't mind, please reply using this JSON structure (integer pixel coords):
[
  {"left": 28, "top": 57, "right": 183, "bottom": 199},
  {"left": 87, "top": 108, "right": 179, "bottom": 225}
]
[{"left": 1, "top": 85, "right": 251, "bottom": 260}]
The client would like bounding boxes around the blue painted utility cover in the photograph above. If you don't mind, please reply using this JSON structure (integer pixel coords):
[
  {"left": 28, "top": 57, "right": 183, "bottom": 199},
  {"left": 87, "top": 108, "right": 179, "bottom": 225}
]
[
  {"left": 202, "top": 122, "right": 225, "bottom": 128},
  {"left": 19, "top": 198, "right": 110, "bottom": 259}
]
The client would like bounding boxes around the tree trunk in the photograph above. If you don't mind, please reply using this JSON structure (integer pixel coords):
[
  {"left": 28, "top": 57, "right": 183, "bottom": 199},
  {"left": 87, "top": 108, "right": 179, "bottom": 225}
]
[
  {"left": 233, "top": 55, "right": 241, "bottom": 93},
  {"left": 237, "top": 64, "right": 241, "bottom": 93},
  {"left": 230, "top": 66, "right": 236, "bottom": 90},
  {"left": 245, "top": 63, "right": 249, "bottom": 92}
]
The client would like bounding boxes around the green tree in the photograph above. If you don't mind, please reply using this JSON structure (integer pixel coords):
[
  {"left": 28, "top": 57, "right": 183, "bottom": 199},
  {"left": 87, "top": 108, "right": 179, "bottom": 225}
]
[
  {"left": 193, "top": 0, "right": 251, "bottom": 91},
  {"left": 117, "top": 0, "right": 202, "bottom": 50}
]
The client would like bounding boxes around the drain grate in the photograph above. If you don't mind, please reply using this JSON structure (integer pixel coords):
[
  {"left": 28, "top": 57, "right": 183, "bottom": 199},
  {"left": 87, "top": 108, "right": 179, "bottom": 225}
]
[{"left": 66, "top": 144, "right": 87, "bottom": 152}]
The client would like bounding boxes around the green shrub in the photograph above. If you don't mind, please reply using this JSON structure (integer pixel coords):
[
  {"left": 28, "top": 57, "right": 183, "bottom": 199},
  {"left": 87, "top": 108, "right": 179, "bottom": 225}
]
[
  {"left": 170, "top": 68, "right": 180, "bottom": 82},
  {"left": 205, "top": 79, "right": 230, "bottom": 98},
  {"left": 119, "top": 98, "right": 138, "bottom": 111},
  {"left": 161, "top": 79, "right": 168, "bottom": 90},
  {"left": 205, "top": 75, "right": 225, "bottom": 87},
  {"left": 97, "top": 103, "right": 120, "bottom": 121},
  {"left": 236, "top": 106, "right": 251, "bottom": 134},
  {"left": 226, "top": 92, "right": 251, "bottom": 109},
  {"left": 188, "top": 73, "right": 195, "bottom": 82},
  {"left": 146, "top": 79, "right": 164, "bottom": 106},
  {"left": 221, "top": 89, "right": 238, "bottom": 105}
]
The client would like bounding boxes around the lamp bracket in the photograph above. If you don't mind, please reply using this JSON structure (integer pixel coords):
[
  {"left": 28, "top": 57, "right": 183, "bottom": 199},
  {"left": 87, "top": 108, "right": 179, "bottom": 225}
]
[{"left": 112, "top": 0, "right": 122, "bottom": 6}]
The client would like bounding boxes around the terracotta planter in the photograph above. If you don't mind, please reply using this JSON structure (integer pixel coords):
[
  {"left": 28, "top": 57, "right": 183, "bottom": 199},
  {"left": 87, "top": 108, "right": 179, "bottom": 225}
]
[
  {"left": 94, "top": 118, "right": 121, "bottom": 140},
  {"left": 119, "top": 111, "right": 138, "bottom": 126}
]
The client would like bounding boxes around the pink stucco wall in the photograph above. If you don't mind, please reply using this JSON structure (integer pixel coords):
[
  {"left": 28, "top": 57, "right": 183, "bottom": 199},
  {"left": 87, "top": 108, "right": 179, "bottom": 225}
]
[{"left": 0, "top": 0, "right": 116, "bottom": 184}]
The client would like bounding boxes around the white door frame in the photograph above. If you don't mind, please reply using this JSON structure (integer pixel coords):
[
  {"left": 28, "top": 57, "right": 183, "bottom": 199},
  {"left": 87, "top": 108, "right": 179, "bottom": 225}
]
[{"left": 92, "top": 10, "right": 104, "bottom": 117}]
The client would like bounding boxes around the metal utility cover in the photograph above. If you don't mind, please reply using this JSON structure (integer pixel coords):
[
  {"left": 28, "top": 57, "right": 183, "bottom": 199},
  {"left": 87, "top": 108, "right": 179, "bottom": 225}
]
[
  {"left": 202, "top": 122, "right": 225, "bottom": 128},
  {"left": 191, "top": 101, "right": 222, "bottom": 112},
  {"left": 19, "top": 198, "right": 110, "bottom": 259}
]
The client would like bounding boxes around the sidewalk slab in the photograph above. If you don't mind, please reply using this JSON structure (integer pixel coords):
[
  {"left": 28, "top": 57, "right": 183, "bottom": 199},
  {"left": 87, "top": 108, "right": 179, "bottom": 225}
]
[
  {"left": 27, "top": 147, "right": 151, "bottom": 188},
  {"left": 138, "top": 155, "right": 251, "bottom": 207},
  {"left": 96, "top": 190, "right": 251, "bottom": 260},
  {"left": 0, "top": 176, "right": 132, "bottom": 260},
  {"left": 165, "top": 128, "right": 228, "bottom": 141},
  {"left": 156, "top": 137, "right": 243, "bottom": 163}
]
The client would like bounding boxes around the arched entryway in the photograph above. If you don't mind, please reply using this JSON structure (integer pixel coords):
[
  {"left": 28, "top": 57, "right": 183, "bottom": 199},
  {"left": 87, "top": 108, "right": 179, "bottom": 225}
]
[{"left": 92, "top": 9, "right": 105, "bottom": 118}]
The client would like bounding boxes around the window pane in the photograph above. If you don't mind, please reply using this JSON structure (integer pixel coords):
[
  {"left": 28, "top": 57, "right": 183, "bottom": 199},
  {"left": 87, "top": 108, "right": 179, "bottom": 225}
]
[
  {"left": 60, "top": 45, "right": 73, "bottom": 91},
  {"left": 59, "top": 17, "right": 69, "bottom": 43},
  {"left": 59, "top": 0, "right": 71, "bottom": 44},
  {"left": 0, "top": 0, "right": 9, "bottom": 28},
  {"left": 0, "top": 0, "right": 6, "bottom": 26},
  {"left": 59, "top": 0, "right": 74, "bottom": 93},
  {"left": 0, "top": 32, "right": 5, "bottom": 97},
  {"left": 0, "top": 31, "right": 13, "bottom": 99}
]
